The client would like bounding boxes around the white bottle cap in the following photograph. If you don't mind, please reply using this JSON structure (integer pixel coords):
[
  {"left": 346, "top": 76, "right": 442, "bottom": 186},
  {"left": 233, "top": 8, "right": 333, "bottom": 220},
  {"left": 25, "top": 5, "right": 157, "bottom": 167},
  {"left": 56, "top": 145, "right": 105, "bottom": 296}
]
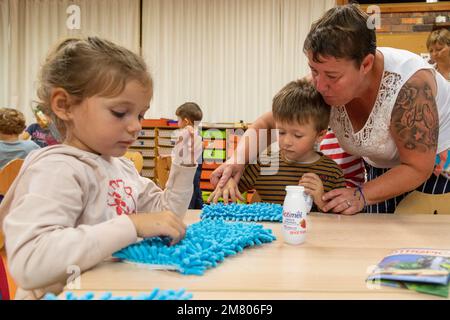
[{"left": 285, "top": 185, "right": 305, "bottom": 192}]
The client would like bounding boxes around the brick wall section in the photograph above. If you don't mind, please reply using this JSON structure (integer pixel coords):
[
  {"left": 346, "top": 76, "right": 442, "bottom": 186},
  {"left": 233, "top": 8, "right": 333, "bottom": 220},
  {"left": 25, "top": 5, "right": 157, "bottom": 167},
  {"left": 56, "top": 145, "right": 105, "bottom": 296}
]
[{"left": 378, "top": 11, "right": 450, "bottom": 33}]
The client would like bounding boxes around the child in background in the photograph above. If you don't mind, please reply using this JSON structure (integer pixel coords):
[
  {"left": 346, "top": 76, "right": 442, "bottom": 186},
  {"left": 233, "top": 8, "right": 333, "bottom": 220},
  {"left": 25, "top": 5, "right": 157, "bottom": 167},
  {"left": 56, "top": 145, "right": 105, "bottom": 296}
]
[
  {"left": 0, "top": 108, "right": 40, "bottom": 168},
  {"left": 0, "top": 37, "right": 201, "bottom": 299},
  {"left": 209, "top": 80, "right": 346, "bottom": 211},
  {"left": 319, "top": 128, "right": 366, "bottom": 188},
  {"left": 176, "top": 102, "right": 204, "bottom": 209},
  {"left": 21, "top": 108, "right": 60, "bottom": 147}
]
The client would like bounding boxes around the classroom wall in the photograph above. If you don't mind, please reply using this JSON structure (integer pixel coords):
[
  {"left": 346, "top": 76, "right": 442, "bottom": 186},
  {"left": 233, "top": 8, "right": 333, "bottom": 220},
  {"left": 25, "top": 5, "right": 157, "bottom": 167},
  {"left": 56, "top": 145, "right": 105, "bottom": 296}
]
[
  {"left": 0, "top": 0, "right": 335, "bottom": 125},
  {"left": 142, "top": 0, "right": 335, "bottom": 123},
  {"left": 376, "top": 9, "right": 450, "bottom": 56},
  {"left": 0, "top": 0, "right": 140, "bottom": 126},
  {"left": 6, "top": 1, "right": 445, "bottom": 124}
]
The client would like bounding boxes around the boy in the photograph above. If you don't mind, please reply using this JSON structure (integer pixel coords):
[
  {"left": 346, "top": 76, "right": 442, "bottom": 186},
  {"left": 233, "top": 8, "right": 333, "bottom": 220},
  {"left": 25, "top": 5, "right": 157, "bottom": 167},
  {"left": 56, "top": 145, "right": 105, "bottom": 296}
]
[
  {"left": 210, "top": 80, "right": 345, "bottom": 211},
  {"left": 0, "top": 108, "right": 40, "bottom": 168},
  {"left": 176, "top": 102, "right": 204, "bottom": 209}
]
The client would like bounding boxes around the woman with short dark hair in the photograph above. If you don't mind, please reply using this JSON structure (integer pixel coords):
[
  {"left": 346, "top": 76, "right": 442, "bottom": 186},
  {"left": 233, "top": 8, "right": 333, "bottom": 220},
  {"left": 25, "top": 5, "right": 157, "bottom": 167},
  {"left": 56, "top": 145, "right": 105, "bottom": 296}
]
[{"left": 211, "top": 4, "right": 450, "bottom": 214}]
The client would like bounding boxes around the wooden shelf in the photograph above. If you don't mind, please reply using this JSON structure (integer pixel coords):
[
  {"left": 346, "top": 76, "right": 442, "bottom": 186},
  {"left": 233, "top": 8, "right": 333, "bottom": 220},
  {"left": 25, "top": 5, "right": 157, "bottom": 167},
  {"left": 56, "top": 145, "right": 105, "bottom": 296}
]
[
  {"left": 377, "top": 31, "right": 430, "bottom": 54},
  {"left": 135, "top": 119, "right": 247, "bottom": 190},
  {"left": 359, "top": 2, "right": 450, "bottom": 13},
  {"left": 432, "top": 22, "right": 450, "bottom": 30}
]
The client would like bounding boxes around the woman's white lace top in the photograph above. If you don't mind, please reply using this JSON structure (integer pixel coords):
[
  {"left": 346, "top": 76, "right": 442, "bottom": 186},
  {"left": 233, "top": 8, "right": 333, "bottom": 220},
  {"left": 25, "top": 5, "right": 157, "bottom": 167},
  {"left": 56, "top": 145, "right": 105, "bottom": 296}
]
[{"left": 330, "top": 47, "right": 450, "bottom": 168}]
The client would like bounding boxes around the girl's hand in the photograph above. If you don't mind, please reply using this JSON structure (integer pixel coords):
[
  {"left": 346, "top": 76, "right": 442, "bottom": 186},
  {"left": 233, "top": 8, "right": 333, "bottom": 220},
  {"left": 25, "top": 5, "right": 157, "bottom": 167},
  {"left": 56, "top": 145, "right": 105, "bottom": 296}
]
[{"left": 128, "top": 211, "right": 187, "bottom": 245}]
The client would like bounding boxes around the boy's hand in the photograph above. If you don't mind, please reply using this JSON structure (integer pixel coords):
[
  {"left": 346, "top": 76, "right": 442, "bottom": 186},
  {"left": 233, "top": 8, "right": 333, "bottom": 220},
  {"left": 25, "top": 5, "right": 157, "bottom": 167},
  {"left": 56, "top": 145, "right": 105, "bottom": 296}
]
[
  {"left": 210, "top": 161, "right": 245, "bottom": 189},
  {"left": 172, "top": 126, "right": 202, "bottom": 167},
  {"left": 207, "top": 178, "right": 245, "bottom": 204},
  {"left": 127, "top": 211, "right": 187, "bottom": 245},
  {"left": 299, "top": 173, "right": 325, "bottom": 211}
]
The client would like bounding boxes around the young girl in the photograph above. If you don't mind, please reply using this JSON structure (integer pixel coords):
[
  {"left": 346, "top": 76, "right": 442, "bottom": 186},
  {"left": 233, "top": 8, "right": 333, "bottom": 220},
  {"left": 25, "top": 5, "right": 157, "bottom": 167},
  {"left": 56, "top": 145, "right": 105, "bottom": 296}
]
[{"left": 0, "top": 37, "right": 200, "bottom": 300}]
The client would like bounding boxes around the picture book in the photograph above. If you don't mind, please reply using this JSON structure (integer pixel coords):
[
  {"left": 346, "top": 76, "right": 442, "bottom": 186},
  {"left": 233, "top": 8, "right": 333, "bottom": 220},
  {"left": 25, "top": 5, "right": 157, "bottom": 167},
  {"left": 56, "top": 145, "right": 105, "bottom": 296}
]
[{"left": 367, "top": 248, "right": 450, "bottom": 297}]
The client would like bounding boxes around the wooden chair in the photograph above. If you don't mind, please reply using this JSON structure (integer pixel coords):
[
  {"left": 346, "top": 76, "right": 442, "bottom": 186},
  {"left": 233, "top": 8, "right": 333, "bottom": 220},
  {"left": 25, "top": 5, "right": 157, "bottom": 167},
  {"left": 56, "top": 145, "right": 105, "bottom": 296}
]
[
  {"left": 155, "top": 156, "right": 172, "bottom": 189},
  {"left": 395, "top": 191, "right": 450, "bottom": 215},
  {"left": 0, "top": 159, "right": 25, "bottom": 251},
  {"left": 124, "top": 151, "right": 144, "bottom": 173},
  {"left": 0, "top": 158, "right": 23, "bottom": 300},
  {"left": 0, "top": 159, "right": 24, "bottom": 196}
]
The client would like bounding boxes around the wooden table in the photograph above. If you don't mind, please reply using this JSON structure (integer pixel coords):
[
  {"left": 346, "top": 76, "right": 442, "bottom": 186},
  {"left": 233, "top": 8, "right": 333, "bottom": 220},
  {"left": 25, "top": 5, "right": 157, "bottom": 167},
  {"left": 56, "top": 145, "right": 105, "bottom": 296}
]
[{"left": 66, "top": 211, "right": 450, "bottom": 300}]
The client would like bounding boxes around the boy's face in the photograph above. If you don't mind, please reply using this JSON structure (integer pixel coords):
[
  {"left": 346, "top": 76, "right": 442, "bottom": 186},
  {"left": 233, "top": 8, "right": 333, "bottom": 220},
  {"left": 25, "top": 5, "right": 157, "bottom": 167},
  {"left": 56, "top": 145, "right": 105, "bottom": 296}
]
[{"left": 275, "top": 119, "right": 323, "bottom": 163}]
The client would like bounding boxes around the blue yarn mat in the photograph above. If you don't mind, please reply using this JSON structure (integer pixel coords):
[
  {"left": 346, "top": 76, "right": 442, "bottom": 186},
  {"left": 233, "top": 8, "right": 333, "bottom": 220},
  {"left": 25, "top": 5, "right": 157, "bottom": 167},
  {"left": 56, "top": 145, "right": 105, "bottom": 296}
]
[
  {"left": 43, "top": 288, "right": 192, "bottom": 300},
  {"left": 113, "top": 219, "right": 276, "bottom": 275},
  {"left": 201, "top": 203, "right": 282, "bottom": 222}
]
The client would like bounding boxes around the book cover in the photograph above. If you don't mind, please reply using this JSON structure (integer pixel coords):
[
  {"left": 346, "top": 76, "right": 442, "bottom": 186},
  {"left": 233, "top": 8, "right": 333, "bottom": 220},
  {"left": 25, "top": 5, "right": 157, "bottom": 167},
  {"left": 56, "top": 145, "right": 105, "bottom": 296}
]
[
  {"left": 368, "top": 248, "right": 450, "bottom": 284},
  {"left": 379, "top": 279, "right": 449, "bottom": 298}
]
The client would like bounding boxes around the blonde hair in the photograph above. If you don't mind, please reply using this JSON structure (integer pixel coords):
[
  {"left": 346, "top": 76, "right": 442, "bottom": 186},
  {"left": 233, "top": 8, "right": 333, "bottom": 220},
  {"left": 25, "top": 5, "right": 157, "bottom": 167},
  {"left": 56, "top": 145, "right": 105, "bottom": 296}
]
[
  {"left": 0, "top": 108, "right": 26, "bottom": 135},
  {"left": 37, "top": 36, "right": 153, "bottom": 137},
  {"left": 427, "top": 29, "right": 450, "bottom": 50}
]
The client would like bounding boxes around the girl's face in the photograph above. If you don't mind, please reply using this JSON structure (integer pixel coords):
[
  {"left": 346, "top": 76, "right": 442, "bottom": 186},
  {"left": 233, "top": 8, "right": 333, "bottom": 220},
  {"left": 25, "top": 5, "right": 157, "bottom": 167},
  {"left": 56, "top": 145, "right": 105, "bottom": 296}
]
[
  {"left": 177, "top": 117, "right": 191, "bottom": 128},
  {"left": 429, "top": 42, "right": 450, "bottom": 66},
  {"left": 65, "top": 80, "right": 152, "bottom": 157},
  {"left": 307, "top": 51, "right": 368, "bottom": 107}
]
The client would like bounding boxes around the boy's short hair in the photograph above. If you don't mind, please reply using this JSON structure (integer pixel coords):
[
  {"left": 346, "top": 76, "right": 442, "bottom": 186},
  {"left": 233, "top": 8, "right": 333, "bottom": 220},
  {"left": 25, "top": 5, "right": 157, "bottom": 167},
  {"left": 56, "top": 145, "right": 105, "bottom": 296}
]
[
  {"left": 176, "top": 102, "right": 203, "bottom": 122},
  {"left": 0, "top": 108, "right": 26, "bottom": 135},
  {"left": 272, "top": 79, "right": 330, "bottom": 132}
]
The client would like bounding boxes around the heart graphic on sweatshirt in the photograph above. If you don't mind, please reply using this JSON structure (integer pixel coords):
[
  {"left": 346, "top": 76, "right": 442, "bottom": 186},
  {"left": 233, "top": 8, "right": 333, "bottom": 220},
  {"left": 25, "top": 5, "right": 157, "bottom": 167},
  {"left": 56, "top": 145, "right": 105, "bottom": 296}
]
[{"left": 107, "top": 179, "right": 136, "bottom": 215}]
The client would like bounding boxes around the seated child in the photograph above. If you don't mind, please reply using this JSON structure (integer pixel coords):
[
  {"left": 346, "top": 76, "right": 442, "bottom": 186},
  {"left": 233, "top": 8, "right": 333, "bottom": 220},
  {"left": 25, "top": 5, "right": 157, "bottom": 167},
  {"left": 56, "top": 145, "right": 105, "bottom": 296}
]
[
  {"left": 209, "top": 79, "right": 345, "bottom": 211},
  {"left": 21, "top": 108, "right": 60, "bottom": 147},
  {"left": 176, "top": 102, "right": 204, "bottom": 209},
  {"left": 0, "top": 37, "right": 201, "bottom": 299},
  {"left": 0, "top": 108, "right": 40, "bottom": 168}
]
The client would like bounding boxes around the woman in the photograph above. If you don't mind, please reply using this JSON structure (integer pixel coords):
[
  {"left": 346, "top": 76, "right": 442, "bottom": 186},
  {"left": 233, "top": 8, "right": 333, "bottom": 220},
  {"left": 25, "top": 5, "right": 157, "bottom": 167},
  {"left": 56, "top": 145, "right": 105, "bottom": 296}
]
[
  {"left": 427, "top": 29, "right": 450, "bottom": 180},
  {"left": 427, "top": 28, "right": 450, "bottom": 81},
  {"left": 210, "top": 4, "right": 450, "bottom": 214}
]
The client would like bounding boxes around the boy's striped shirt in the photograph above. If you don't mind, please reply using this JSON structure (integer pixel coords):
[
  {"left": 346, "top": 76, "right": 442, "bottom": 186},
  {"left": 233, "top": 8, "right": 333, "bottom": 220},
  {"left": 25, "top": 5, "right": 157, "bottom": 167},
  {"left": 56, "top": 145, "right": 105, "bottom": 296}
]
[{"left": 238, "top": 149, "right": 345, "bottom": 205}]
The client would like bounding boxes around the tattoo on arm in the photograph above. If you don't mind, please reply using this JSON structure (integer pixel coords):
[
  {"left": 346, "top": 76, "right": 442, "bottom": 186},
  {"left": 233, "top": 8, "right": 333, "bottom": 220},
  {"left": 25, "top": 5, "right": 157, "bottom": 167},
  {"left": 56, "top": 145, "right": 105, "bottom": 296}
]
[{"left": 391, "top": 81, "right": 438, "bottom": 153}]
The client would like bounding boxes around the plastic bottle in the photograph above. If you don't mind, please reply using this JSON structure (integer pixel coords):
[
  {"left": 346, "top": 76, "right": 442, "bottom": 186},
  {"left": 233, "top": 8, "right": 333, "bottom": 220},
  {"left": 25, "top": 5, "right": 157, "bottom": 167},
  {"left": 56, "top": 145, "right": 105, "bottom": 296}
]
[{"left": 282, "top": 185, "right": 312, "bottom": 245}]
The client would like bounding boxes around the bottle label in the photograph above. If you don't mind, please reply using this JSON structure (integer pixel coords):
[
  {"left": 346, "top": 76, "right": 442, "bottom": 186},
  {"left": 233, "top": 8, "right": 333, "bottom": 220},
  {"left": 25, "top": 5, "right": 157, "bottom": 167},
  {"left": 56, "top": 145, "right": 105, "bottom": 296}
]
[{"left": 282, "top": 210, "right": 306, "bottom": 235}]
